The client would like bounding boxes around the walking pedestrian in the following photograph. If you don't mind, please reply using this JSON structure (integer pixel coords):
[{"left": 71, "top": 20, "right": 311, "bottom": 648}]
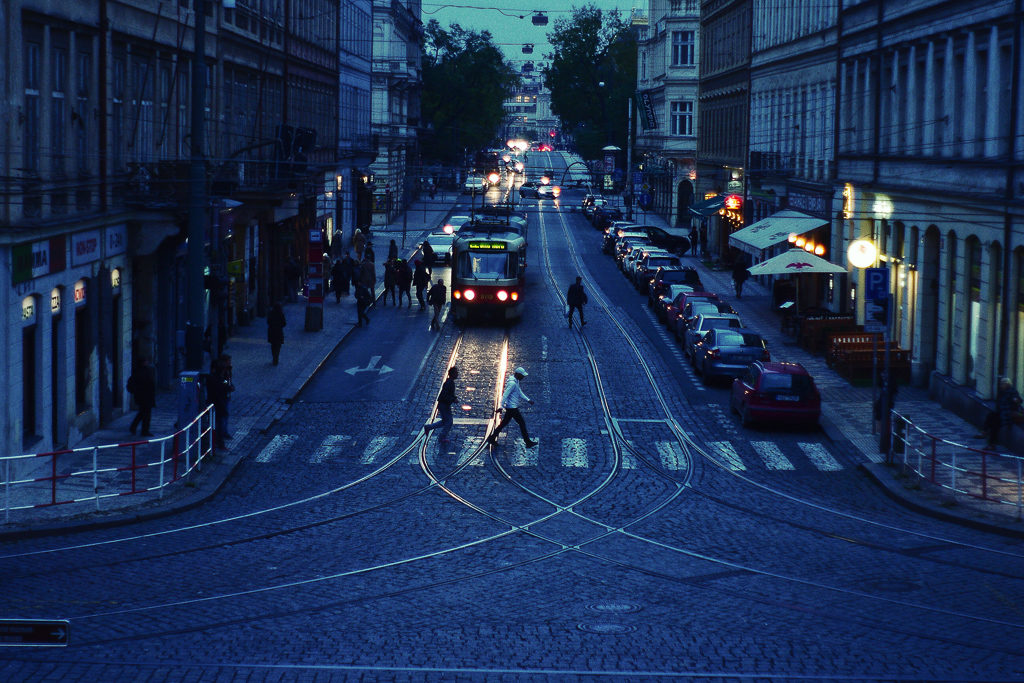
[
  {"left": 688, "top": 226, "right": 699, "bottom": 256},
  {"left": 364, "top": 241, "right": 375, "bottom": 263},
  {"left": 127, "top": 357, "right": 156, "bottom": 436},
  {"left": 424, "top": 366, "right": 459, "bottom": 443},
  {"left": 388, "top": 239, "right": 399, "bottom": 262},
  {"left": 396, "top": 258, "right": 413, "bottom": 307},
  {"left": 985, "top": 377, "right": 1023, "bottom": 448},
  {"left": 331, "top": 259, "right": 345, "bottom": 303},
  {"left": 339, "top": 251, "right": 354, "bottom": 296},
  {"left": 353, "top": 229, "right": 366, "bottom": 261},
  {"left": 267, "top": 302, "right": 286, "bottom": 365},
  {"left": 216, "top": 354, "right": 234, "bottom": 439},
  {"left": 421, "top": 241, "right": 435, "bottom": 274},
  {"left": 566, "top": 276, "right": 588, "bottom": 328},
  {"left": 428, "top": 277, "right": 446, "bottom": 330},
  {"left": 359, "top": 258, "right": 376, "bottom": 291},
  {"left": 732, "top": 260, "right": 750, "bottom": 299},
  {"left": 486, "top": 367, "right": 537, "bottom": 448},
  {"left": 354, "top": 282, "right": 372, "bottom": 327},
  {"left": 699, "top": 225, "right": 708, "bottom": 258},
  {"left": 383, "top": 259, "right": 398, "bottom": 306},
  {"left": 413, "top": 259, "right": 430, "bottom": 310}
]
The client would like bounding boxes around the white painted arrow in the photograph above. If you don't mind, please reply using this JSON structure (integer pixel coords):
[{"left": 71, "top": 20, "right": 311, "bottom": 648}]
[{"left": 345, "top": 355, "right": 393, "bottom": 376}]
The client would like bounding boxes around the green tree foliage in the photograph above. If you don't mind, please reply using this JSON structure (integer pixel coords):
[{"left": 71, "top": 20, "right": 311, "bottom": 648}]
[
  {"left": 543, "top": 5, "right": 636, "bottom": 161},
  {"left": 420, "top": 21, "right": 519, "bottom": 164}
]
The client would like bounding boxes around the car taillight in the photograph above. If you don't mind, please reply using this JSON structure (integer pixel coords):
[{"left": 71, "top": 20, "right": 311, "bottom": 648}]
[
  {"left": 496, "top": 290, "right": 509, "bottom": 301},
  {"left": 708, "top": 348, "right": 720, "bottom": 359},
  {"left": 463, "top": 289, "right": 476, "bottom": 301}
]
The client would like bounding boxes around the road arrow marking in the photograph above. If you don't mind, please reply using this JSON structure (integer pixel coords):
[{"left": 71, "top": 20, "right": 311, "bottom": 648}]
[{"left": 345, "top": 356, "right": 394, "bottom": 376}]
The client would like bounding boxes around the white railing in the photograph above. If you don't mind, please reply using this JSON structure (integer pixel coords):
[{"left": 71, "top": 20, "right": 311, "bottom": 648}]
[
  {"left": 890, "top": 410, "right": 1024, "bottom": 520},
  {"left": 1, "top": 406, "right": 216, "bottom": 524}
]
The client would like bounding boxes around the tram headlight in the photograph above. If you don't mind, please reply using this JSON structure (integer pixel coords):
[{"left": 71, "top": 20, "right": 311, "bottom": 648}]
[
  {"left": 496, "top": 290, "right": 509, "bottom": 301},
  {"left": 463, "top": 289, "right": 476, "bottom": 301}
]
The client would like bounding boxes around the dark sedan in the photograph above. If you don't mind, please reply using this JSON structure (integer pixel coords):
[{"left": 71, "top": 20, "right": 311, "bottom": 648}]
[
  {"left": 519, "top": 182, "right": 541, "bottom": 198},
  {"left": 647, "top": 266, "right": 704, "bottom": 306},
  {"left": 692, "top": 328, "right": 771, "bottom": 383}
]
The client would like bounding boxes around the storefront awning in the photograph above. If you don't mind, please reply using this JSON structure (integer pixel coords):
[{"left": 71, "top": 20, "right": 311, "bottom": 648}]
[
  {"left": 728, "top": 209, "right": 827, "bottom": 257},
  {"left": 688, "top": 195, "right": 725, "bottom": 217}
]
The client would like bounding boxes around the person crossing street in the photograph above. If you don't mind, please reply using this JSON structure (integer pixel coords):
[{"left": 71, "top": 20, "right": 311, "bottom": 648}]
[
  {"left": 424, "top": 366, "right": 459, "bottom": 443},
  {"left": 566, "top": 276, "right": 588, "bottom": 328},
  {"left": 487, "top": 367, "right": 537, "bottom": 448}
]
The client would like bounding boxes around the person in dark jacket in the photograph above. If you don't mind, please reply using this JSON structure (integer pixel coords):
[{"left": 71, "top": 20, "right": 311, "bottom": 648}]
[
  {"left": 732, "top": 260, "right": 750, "bottom": 298},
  {"left": 428, "top": 278, "right": 447, "bottom": 331},
  {"left": 331, "top": 259, "right": 345, "bottom": 303},
  {"left": 566, "top": 276, "right": 588, "bottom": 328},
  {"left": 396, "top": 258, "right": 413, "bottom": 307},
  {"left": 128, "top": 357, "right": 157, "bottom": 436},
  {"left": 267, "top": 302, "right": 286, "bottom": 365},
  {"left": 421, "top": 241, "right": 435, "bottom": 275},
  {"left": 388, "top": 239, "right": 399, "bottom": 261},
  {"left": 413, "top": 259, "right": 430, "bottom": 310},
  {"left": 206, "top": 356, "right": 234, "bottom": 448},
  {"left": 364, "top": 241, "right": 375, "bottom": 263},
  {"left": 382, "top": 259, "right": 398, "bottom": 306},
  {"left": 424, "top": 366, "right": 459, "bottom": 443},
  {"left": 355, "top": 282, "right": 372, "bottom": 327},
  {"left": 339, "top": 251, "right": 354, "bottom": 296}
]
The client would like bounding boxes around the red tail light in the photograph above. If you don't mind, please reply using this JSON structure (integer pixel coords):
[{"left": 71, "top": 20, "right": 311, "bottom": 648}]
[{"left": 761, "top": 349, "right": 771, "bottom": 361}]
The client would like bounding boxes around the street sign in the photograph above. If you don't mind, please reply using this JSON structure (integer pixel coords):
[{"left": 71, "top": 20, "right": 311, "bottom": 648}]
[
  {"left": 0, "top": 619, "right": 70, "bottom": 647},
  {"left": 864, "top": 299, "right": 888, "bottom": 333},
  {"left": 864, "top": 267, "right": 889, "bottom": 301}
]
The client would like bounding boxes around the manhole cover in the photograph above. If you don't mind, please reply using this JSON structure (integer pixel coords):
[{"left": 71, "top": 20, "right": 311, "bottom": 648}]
[
  {"left": 865, "top": 579, "right": 920, "bottom": 593},
  {"left": 577, "top": 623, "right": 637, "bottom": 635},
  {"left": 588, "top": 602, "right": 642, "bottom": 614}
]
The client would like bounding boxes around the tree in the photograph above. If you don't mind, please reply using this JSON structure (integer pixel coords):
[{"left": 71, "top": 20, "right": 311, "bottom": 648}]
[
  {"left": 420, "top": 21, "right": 520, "bottom": 164},
  {"left": 543, "top": 5, "right": 636, "bottom": 161}
]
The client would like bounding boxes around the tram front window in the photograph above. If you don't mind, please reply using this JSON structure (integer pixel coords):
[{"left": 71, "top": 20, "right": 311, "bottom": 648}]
[{"left": 458, "top": 252, "right": 517, "bottom": 279}]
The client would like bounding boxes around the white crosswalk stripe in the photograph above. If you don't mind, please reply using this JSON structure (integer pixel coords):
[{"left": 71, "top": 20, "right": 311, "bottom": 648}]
[
  {"left": 751, "top": 440, "right": 794, "bottom": 470},
  {"left": 255, "top": 434, "right": 296, "bottom": 463},
  {"left": 798, "top": 442, "right": 843, "bottom": 471},
  {"left": 561, "top": 438, "right": 588, "bottom": 467},
  {"left": 309, "top": 434, "right": 352, "bottom": 463},
  {"left": 656, "top": 441, "right": 687, "bottom": 471},
  {"left": 707, "top": 441, "right": 746, "bottom": 471},
  {"left": 457, "top": 436, "right": 486, "bottom": 466},
  {"left": 360, "top": 436, "right": 397, "bottom": 465}
]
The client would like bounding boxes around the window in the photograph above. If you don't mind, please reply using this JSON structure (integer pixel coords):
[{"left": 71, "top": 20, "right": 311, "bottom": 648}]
[
  {"left": 458, "top": 252, "right": 516, "bottom": 279},
  {"left": 52, "top": 45, "right": 68, "bottom": 174},
  {"left": 76, "top": 49, "right": 92, "bottom": 176},
  {"left": 671, "top": 101, "right": 693, "bottom": 136},
  {"left": 24, "top": 38, "right": 41, "bottom": 172},
  {"left": 672, "top": 30, "right": 695, "bottom": 67}
]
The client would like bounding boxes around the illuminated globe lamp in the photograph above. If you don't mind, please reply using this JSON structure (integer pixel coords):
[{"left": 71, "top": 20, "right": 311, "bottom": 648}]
[
  {"left": 813, "top": 244, "right": 826, "bottom": 256},
  {"left": 847, "top": 238, "right": 877, "bottom": 269}
]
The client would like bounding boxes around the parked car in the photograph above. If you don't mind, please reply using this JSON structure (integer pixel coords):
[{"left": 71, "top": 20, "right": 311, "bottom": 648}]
[
  {"left": 633, "top": 252, "right": 683, "bottom": 290},
  {"left": 730, "top": 361, "right": 821, "bottom": 428},
  {"left": 673, "top": 299, "right": 736, "bottom": 339},
  {"left": 692, "top": 328, "right": 771, "bottom": 383},
  {"left": 664, "top": 291, "right": 715, "bottom": 331},
  {"left": 626, "top": 247, "right": 671, "bottom": 283},
  {"left": 604, "top": 228, "right": 646, "bottom": 254},
  {"left": 519, "top": 181, "right": 541, "bottom": 198},
  {"left": 616, "top": 239, "right": 652, "bottom": 270},
  {"left": 592, "top": 205, "right": 624, "bottom": 229},
  {"left": 422, "top": 230, "right": 456, "bottom": 265},
  {"left": 647, "top": 266, "right": 703, "bottom": 306},
  {"left": 627, "top": 226, "right": 693, "bottom": 254},
  {"left": 655, "top": 284, "right": 696, "bottom": 323},
  {"left": 464, "top": 175, "right": 487, "bottom": 194},
  {"left": 683, "top": 313, "right": 743, "bottom": 360}
]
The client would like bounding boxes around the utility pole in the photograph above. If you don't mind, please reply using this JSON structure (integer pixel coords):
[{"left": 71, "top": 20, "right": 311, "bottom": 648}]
[
  {"left": 626, "top": 98, "right": 633, "bottom": 221},
  {"left": 185, "top": 0, "right": 207, "bottom": 371}
]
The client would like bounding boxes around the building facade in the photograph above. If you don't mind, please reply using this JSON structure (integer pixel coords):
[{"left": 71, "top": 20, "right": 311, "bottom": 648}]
[
  {"left": 368, "top": 0, "right": 422, "bottom": 225},
  {"left": 695, "top": 0, "right": 752, "bottom": 254},
  {"left": 834, "top": 0, "right": 1024, "bottom": 410},
  {"left": 635, "top": 0, "right": 700, "bottom": 228},
  {"left": 0, "top": 0, "right": 371, "bottom": 459}
]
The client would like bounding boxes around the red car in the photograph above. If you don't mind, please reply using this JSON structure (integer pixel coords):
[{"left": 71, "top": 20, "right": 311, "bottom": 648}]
[
  {"left": 664, "top": 291, "right": 718, "bottom": 333},
  {"left": 730, "top": 361, "right": 821, "bottom": 428}
]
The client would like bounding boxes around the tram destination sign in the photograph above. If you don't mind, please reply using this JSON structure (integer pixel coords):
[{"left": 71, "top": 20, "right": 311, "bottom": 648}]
[
  {"left": 468, "top": 241, "right": 507, "bottom": 251},
  {"left": 0, "top": 618, "right": 70, "bottom": 646}
]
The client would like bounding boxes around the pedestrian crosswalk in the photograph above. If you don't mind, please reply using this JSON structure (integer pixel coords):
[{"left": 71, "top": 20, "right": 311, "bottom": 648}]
[{"left": 254, "top": 432, "right": 848, "bottom": 474}]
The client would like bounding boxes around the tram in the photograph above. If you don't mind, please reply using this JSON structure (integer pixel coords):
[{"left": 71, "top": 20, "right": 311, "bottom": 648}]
[{"left": 449, "top": 219, "right": 527, "bottom": 323}]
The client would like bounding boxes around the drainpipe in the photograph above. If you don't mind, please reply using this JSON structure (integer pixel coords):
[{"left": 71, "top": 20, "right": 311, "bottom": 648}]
[
  {"left": 1000, "top": 0, "right": 1022, "bottom": 379},
  {"left": 871, "top": 0, "right": 883, "bottom": 185}
]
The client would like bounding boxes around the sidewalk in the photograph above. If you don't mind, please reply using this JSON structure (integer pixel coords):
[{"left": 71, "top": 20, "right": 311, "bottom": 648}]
[
  {"left": 0, "top": 198, "right": 457, "bottom": 538},
  {"left": 633, "top": 210, "right": 1024, "bottom": 535}
]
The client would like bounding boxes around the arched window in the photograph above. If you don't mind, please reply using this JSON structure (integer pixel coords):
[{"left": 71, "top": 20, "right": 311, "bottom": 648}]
[
  {"left": 945, "top": 232, "right": 957, "bottom": 374},
  {"left": 965, "top": 236, "right": 982, "bottom": 387}
]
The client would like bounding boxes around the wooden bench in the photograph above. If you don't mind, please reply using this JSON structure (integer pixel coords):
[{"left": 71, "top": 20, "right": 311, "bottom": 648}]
[
  {"left": 833, "top": 348, "right": 911, "bottom": 384},
  {"left": 798, "top": 316, "right": 859, "bottom": 354},
  {"left": 827, "top": 333, "right": 884, "bottom": 368}
]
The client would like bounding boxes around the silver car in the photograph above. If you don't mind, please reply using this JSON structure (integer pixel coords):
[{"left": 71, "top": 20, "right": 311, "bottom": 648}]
[{"left": 683, "top": 313, "right": 743, "bottom": 361}]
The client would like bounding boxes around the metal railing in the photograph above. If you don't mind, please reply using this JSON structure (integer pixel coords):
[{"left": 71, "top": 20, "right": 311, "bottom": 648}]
[
  {"left": 890, "top": 410, "right": 1024, "bottom": 520},
  {"left": 1, "top": 407, "right": 216, "bottom": 524}
]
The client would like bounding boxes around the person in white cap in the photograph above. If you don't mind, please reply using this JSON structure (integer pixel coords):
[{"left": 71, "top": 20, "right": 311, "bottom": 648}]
[{"left": 487, "top": 366, "right": 537, "bottom": 448}]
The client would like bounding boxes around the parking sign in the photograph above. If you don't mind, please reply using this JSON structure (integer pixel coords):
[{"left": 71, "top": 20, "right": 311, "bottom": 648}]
[{"left": 864, "top": 267, "right": 889, "bottom": 301}]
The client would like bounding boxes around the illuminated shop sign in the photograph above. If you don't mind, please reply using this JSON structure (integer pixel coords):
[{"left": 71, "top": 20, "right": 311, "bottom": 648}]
[
  {"left": 74, "top": 280, "right": 87, "bottom": 305},
  {"left": 51, "top": 288, "right": 61, "bottom": 314},
  {"left": 71, "top": 230, "right": 101, "bottom": 267},
  {"left": 12, "top": 237, "right": 66, "bottom": 284}
]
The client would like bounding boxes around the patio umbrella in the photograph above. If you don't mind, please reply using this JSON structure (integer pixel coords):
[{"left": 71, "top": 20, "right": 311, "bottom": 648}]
[{"left": 746, "top": 248, "right": 847, "bottom": 312}]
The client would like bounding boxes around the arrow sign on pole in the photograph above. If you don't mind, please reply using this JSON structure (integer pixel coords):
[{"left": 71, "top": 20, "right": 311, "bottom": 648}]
[
  {"left": 0, "top": 619, "right": 70, "bottom": 647},
  {"left": 345, "top": 356, "right": 393, "bottom": 376}
]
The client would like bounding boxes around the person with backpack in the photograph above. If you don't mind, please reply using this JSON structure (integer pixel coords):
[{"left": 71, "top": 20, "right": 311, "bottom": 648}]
[
  {"left": 566, "top": 276, "right": 588, "bottom": 329},
  {"left": 127, "top": 357, "right": 157, "bottom": 436},
  {"left": 396, "top": 258, "right": 413, "bottom": 307},
  {"left": 424, "top": 366, "right": 459, "bottom": 443},
  {"left": 413, "top": 259, "right": 430, "bottom": 310},
  {"left": 355, "top": 282, "right": 372, "bottom": 327}
]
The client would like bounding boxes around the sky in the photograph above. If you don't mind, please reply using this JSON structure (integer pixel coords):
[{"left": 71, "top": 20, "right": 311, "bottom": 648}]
[{"left": 422, "top": 0, "right": 643, "bottom": 66}]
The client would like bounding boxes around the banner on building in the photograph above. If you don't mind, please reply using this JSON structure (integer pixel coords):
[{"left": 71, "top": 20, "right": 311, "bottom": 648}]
[
  {"left": 12, "top": 237, "right": 66, "bottom": 285},
  {"left": 634, "top": 90, "right": 658, "bottom": 130}
]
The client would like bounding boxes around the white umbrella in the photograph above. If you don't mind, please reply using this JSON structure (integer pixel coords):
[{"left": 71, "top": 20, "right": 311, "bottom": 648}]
[{"left": 746, "top": 248, "right": 847, "bottom": 313}]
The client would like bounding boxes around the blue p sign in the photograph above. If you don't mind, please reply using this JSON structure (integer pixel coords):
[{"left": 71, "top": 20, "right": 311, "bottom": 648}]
[{"left": 865, "top": 267, "right": 889, "bottom": 301}]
